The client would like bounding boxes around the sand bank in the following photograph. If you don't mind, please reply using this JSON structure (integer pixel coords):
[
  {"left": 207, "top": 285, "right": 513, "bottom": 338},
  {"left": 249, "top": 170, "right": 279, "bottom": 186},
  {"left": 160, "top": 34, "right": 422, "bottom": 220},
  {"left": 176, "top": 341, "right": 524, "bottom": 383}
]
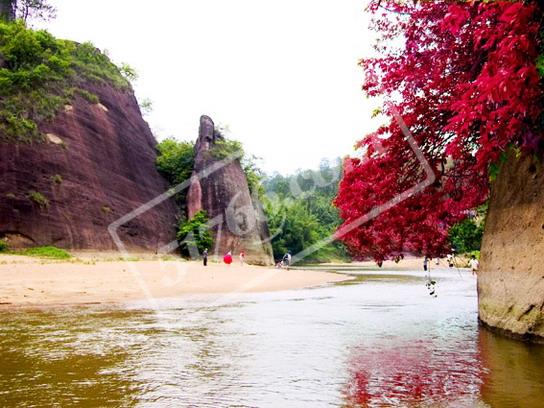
[{"left": 0, "top": 256, "right": 351, "bottom": 307}]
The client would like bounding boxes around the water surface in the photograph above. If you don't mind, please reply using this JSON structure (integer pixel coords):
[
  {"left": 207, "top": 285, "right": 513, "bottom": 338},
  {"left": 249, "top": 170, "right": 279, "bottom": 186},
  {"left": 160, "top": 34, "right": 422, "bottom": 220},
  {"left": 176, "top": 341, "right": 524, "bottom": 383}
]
[{"left": 1, "top": 267, "right": 543, "bottom": 407}]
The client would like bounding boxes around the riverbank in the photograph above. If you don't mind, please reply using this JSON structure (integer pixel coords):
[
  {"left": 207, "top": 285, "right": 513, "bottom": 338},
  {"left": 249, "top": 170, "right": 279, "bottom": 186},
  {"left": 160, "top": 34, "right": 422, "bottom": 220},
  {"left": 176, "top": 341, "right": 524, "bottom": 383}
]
[
  {"left": 299, "top": 256, "right": 470, "bottom": 272},
  {"left": 0, "top": 255, "right": 352, "bottom": 307}
]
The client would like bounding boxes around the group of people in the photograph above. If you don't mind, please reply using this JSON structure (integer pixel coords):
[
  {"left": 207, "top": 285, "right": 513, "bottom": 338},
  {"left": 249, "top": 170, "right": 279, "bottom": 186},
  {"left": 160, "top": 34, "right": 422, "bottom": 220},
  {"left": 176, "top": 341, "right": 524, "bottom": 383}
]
[
  {"left": 200, "top": 248, "right": 293, "bottom": 269},
  {"left": 201, "top": 248, "right": 246, "bottom": 266},
  {"left": 423, "top": 253, "right": 479, "bottom": 275}
]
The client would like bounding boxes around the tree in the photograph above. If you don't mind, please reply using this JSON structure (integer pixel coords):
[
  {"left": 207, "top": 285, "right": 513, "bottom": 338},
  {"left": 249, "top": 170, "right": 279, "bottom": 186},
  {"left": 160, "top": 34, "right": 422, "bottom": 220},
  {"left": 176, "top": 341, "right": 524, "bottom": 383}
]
[
  {"left": 155, "top": 138, "right": 195, "bottom": 209},
  {"left": 177, "top": 210, "right": 213, "bottom": 258},
  {"left": 262, "top": 159, "right": 349, "bottom": 263},
  {"left": 0, "top": 0, "right": 55, "bottom": 23},
  {"left": 15, "top": 0, "right": 55, "bottom": 23},
  {"left": 335, "top": 1, "right": 543, "bottom": 261},
  {"left": 0, "top": 0, "right": 15, "bottom": 21}
]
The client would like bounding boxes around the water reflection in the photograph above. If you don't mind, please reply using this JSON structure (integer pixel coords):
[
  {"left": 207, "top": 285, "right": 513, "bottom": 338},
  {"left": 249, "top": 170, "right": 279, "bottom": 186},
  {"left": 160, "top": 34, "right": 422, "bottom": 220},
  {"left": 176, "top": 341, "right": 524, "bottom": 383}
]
[
  {"left": 479, "top": 328, "right": 544, "bottom": 408},
  {"left": 0, "top": 269, "right": 543, "bottom": 407},
  {"left": 344, "top": 339, "right": 484, "bottom": 407}
]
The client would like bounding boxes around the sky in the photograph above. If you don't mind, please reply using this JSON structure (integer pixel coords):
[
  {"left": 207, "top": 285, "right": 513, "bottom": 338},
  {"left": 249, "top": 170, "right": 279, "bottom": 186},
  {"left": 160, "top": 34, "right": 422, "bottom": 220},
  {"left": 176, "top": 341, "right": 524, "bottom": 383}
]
[{"left": 38, "top": 0, "right": 379, "bottom": 174}]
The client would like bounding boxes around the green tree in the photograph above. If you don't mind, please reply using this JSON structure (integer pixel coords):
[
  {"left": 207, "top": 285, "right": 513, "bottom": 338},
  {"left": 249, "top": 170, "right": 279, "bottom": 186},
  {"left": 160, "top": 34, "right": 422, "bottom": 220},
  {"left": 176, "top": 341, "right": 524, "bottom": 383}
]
[
  {"left": 155, "top": 138, "right": 195, "bottom": 204},
  {"left": 448, "top": 218, "right": 484, "bottom": 254}
]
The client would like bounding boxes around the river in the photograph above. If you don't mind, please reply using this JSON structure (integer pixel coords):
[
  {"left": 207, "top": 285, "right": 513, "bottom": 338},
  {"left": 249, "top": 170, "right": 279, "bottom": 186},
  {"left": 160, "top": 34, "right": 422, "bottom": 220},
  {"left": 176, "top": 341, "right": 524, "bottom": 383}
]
[{"left": 1, "top": 266, "right": 543, "bottom": 407}]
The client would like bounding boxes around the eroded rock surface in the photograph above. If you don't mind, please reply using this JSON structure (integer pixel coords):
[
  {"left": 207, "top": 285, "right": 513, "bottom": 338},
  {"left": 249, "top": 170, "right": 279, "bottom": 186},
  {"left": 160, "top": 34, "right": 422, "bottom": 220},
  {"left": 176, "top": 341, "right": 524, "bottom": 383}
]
[
  {"left": 0, "top": 81, "right": 178, "bottom": 251},
  {"left": 479, "top": 152, "right": 544, "bottom": 340},
  {"left": 187, "top": 115, "right": 274, "bottom": 265}
]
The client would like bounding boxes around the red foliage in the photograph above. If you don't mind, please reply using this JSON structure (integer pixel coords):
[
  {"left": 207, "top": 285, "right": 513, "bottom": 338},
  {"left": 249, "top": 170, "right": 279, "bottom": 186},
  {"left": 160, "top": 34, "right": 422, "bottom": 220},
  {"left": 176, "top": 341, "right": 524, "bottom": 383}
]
[{"left": 335, "top": 0, "right": 543, "bottom": 261}]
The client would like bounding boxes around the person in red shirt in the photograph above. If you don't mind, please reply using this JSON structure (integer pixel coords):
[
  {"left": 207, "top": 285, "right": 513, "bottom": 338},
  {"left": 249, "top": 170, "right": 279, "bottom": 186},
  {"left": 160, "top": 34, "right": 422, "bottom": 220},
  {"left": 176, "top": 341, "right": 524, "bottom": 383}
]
[{"left": 223, "top": 251, "right": 233, "bottom": 265}]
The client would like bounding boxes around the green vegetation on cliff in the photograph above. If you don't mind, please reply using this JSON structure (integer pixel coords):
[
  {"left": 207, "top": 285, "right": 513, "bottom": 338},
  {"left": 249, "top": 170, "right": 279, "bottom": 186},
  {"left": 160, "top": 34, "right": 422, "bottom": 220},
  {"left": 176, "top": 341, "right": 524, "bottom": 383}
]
[
  {"left": 155, "top": 138, "right": 195, "bottom": 213},
  {"left": 176, "top": 210, "right": 213, "bottom": 257},
  {"left": 0, "top": 20, "right": 130, "bottom": 142}
]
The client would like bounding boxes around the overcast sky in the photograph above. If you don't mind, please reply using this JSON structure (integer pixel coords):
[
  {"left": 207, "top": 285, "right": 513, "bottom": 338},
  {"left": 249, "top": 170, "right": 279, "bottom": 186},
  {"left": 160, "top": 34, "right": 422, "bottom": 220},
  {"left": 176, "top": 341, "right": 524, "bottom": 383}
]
[{"left": 39, "top": 0, "right": 379, "bottom": 174}]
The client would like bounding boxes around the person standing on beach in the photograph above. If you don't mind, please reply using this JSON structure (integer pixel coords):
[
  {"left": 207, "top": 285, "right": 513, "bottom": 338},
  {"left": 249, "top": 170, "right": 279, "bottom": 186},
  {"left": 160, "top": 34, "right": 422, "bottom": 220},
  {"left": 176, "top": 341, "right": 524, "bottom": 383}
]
[
  {"left": 203, "top": 248, "right": 208, "bottom": 266},
  {"left": 282, "top": 252, "right": 291, "bottom": 269},
  {"left": 446, "top": 253, "right": 454, "bottom": 268},
  {"left": 423, "top": 256, "right": 429, "bottom": 272},
  {"left": 239, "top": 250, "right": 245, "bottom": 265},
  {"left": 469, "top": 255, "right": 479, "bottom": 276},
  {"left": 224, "top": 251, "right": 233, "bottom": 265}
]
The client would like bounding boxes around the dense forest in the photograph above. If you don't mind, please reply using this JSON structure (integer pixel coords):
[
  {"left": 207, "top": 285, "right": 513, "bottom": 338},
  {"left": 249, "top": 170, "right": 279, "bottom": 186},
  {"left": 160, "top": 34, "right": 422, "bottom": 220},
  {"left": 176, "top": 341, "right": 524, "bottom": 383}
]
[{"left": 261, "top": 161, "right": 349, "bottom": 263}]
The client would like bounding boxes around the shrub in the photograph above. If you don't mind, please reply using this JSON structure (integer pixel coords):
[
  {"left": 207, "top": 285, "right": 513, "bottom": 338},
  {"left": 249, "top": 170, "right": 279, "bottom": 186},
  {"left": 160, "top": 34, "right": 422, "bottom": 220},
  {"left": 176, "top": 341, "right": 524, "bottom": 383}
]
[
  {"left": 156, "top": 138, "right": 195, "bottom": 185},
  {"left": 448, "top": 217, "right": 484, "bottom": 254},
  {"left": 119, "top": 62, "right": 138, "bottom": 82},
  {"left": 0, "top": 239, "right": 8, "bottom": 252},
  {"left": 20, "top": 246, "right": 71, "bottom": 259},
  {"left": 176, "top": 211, "right": 213, "bottom": 257},
  {"left": 50, "top": 174, "right": 62, "bottom": 184},
  {"left": 209, "top": 137, "right": 244, "bottom": 160},
  {"left": 28, "top": 190, "right": 49, "bottom": 207},
  {"left": 155, "top": 138, "right": 195, "bottom": 207}
]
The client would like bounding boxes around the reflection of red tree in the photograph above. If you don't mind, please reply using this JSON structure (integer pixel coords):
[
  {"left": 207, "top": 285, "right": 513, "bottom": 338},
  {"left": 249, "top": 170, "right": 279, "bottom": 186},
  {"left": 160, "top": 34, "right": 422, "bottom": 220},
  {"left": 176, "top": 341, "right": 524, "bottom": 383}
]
[{"left": 344, "top": 340, "right": 484, "bottom": 407}]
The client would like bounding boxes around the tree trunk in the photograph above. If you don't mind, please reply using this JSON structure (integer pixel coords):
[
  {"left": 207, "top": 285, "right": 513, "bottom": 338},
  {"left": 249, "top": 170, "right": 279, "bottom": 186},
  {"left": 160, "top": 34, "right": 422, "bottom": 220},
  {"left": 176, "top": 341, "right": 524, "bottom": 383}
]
[
  {"left": 478, "top": 150, "right": 544, "bottom": 341},
  {"left": 0, "top": 0, "right": 15, "bottom": 21}
]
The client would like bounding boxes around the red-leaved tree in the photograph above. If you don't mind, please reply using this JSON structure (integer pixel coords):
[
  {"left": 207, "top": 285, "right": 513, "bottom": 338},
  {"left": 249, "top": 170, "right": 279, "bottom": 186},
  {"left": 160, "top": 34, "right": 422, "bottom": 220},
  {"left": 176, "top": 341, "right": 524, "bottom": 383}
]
[{"left": 335, "top": 0, "right": 543, "bottom": 261}]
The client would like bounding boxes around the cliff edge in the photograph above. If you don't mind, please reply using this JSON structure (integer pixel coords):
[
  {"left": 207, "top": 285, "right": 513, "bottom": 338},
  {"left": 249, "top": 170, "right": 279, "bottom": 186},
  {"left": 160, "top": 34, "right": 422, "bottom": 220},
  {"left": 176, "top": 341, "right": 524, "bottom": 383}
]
[
  {"left": 0, "top": 25, "right": 178, "bottom": 251},
  {"left": 478, "top": 152, "right": 544, "bottom": 340}
]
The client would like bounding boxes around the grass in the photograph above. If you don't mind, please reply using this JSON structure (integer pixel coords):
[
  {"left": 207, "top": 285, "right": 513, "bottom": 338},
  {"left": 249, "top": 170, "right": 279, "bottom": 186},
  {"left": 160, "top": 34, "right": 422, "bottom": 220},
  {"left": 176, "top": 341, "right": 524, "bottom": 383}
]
[
  {"left": 50, "top": 174, "right": 63, "bottom": 184},
  {"left": 73, "top": 88, "right": 99, "bottom": 104},
  {"left": 28, "top": 190, "right": 49, "bottom": 207},
  {"left": 18, "top": 246, "right": 71, "bottom": 259}
]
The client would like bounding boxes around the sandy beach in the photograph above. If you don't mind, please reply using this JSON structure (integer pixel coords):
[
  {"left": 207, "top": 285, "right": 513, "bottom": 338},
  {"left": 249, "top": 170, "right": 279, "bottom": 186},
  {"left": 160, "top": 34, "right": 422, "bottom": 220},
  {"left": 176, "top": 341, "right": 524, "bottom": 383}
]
[{"left": 0, "top": 255, "right": 352, "bottom": 307}]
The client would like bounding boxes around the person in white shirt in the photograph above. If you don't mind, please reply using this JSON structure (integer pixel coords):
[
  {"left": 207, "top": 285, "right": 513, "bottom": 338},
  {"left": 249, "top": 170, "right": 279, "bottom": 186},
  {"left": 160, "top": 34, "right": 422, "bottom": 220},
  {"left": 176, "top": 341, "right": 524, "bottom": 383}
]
[{"left": 469, "top": 255, "right": 479, "bottom": 275}]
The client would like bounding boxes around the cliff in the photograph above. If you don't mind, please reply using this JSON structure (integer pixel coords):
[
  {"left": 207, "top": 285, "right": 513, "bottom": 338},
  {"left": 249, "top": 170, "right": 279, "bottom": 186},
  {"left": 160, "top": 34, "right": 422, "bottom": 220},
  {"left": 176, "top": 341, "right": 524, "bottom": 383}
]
[
  {"left": 186, "top": 116, "right": 274, "bottom": 265},
  {"left": 478, "top": 152, "right": 544, "bottom": 341},
  {"left": 0, "top": 78, "right": 178, "bottom": 251}
]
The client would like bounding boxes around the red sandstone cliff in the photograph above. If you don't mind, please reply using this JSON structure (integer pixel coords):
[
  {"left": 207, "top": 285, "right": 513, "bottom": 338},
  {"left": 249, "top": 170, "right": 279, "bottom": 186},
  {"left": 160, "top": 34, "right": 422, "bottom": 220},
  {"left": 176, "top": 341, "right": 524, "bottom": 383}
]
[
  {"left": 0, "top": 81, "right": 178, "bottom": 251},
  {"left": 478, "top": 152, "right": 544, "bottom": 341},
  {"left": 187, "top": 116, "right": 274, "bottom": 265}
]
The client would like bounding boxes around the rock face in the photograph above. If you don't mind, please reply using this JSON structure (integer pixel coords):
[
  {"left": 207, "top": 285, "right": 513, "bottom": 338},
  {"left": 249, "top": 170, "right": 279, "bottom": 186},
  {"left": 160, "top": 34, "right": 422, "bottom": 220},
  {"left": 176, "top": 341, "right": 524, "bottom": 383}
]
[
  {"left": 478, "top": 152, "right": 544, "bottom": 341},
  {"left": 0, "top": 81, "right": 178, "bottom": 252},
  {"left": 187, "top": 115, "right": 273, "bottom": 265}
]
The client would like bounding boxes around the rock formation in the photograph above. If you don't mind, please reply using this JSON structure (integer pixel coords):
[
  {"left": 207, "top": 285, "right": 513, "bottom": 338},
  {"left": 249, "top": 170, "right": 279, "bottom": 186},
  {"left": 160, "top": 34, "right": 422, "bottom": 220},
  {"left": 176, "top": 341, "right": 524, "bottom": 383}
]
[
  {"left": 186, "top": 115, "right": 274, "bottom": 265},
  {"left": 0, "top": 81, "right": 178, "bottom": 252},
  {"left": 478, "top": 152, "right": 544, "bottom": 341}
]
